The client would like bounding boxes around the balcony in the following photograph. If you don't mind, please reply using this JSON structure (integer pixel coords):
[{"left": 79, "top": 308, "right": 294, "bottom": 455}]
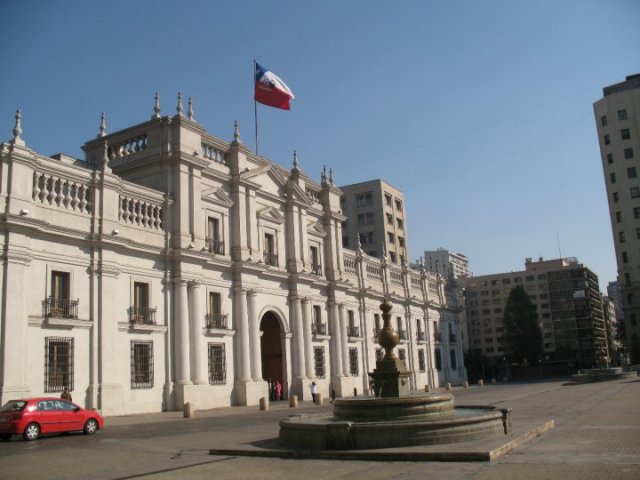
[
  {"left": 312, "top": 323, "right": 327, "bottom": 336},
  {"left": 205, "top": 313, "right": 228, "bottom": 329},
  {"left": 347, "top": 325, "right": 360, "bottom": 338},
  {"left": 263, "top": 251, "right": 278, "bottom": 267},
  {"left": 416, "top": 331, "right": 426, "bottom": 341},
  {"left": 310, "top": 263, "right": 323, "bottom": 276},
  {"left": 449, "top": 334, "right": 457, "bottom": 343},
  {"left": 205, "top": 238, "right": 225, "bottom": 255},
  {"left": 44, "top": 297, "right": 79, "bottom": 319},
  {"left": 398, "top": 329, "right": 408, "bottom": 341},
  {"left": 128, "top": 306, "right": 157, "bottom": 325}
]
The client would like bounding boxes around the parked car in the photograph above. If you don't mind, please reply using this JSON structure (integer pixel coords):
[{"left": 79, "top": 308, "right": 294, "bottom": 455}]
[{"left": 0, "top": 397, "right": 104, "bottom": 441}]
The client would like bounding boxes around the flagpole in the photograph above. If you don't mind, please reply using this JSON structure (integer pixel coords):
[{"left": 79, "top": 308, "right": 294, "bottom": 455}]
[{"left": 253, "top": 60, "right": 259, "bottom": 155}]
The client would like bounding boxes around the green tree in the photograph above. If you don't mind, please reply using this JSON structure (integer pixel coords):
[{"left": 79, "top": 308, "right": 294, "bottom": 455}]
[{"left": 503, "top": 285, "right": 543, "bottom": 364}]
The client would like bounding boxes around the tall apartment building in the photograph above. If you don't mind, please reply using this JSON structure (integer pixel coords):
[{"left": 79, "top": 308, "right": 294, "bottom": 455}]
[
  {"left": 594, "top": 74, "right": 640, "bottom": 362},
  {"left": 0, "top": 99, "right": 463, "bottom": 416},
  {"left": 339, "top": 180, "right": 408, "bottom": 265},
  {"left": 461, "top": 257, "right": 607, "bottom": 369},
  {"left": 418, "top": 248, "right": 470, "bottom": 279}
]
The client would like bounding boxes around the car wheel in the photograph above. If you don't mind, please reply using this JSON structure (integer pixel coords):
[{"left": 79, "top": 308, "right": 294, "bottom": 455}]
[
  {"left": 23, "top": 423, "right": 40, "bottom": 441},
  {"left": 83, "top": 418, "right": 98, "bottom": 435},
  {"left": 0, "top": 433, "right": 11, "bottom": 441}
]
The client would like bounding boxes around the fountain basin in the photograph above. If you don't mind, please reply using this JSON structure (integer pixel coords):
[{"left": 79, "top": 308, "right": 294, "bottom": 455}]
[
  {"left": 279, "top": 393, "right": 511, "bottom": 450},
  {"left": 571, "top": 367, "right": 636, "bottom": 383}
]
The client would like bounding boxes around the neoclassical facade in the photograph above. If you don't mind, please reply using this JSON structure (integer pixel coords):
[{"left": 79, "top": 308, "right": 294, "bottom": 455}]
[{"left": 0, "top": 97, "right": 465, "bottom": 416}]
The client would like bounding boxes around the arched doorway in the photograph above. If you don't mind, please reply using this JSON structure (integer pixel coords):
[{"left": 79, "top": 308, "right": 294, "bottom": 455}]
[{"left": 260, "top": 311, "right": 284, "bottom": 389}]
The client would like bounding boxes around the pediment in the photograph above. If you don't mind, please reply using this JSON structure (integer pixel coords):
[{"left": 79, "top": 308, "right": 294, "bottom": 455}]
[
  {"left": 307, "top": 220, "right": 327, "bottom": 237},
  {"left": 201, "top": 187, "right": 234, "bottom": 207},
  {"left": 257, "top": 205, "right": 284, "bottom": 224}
]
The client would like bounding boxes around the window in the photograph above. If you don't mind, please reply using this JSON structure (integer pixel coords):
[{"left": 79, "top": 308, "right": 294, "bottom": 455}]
[
  {"left": 637, "top": 227, "right": 640, "bottom": 239},
  {"left": 130, "top": 282, "right": 155, "bottom": 324},
  {"left": 616, "top": 211, "right": 622, "bottom": 223},
  {"left": 356, "top": 192, "right": 373, "bottom": 207},
  {"left": 342, "top": 236, "right": 349, "bottom": 248},
  {"left": 357, "top": 212, "right": 374, "bottom": 226},
  {"left": 206, "top": 292, "right": 226, "bottom": 328},
  {"left": 396, "top": 218, "right": 404, "bottom": 229},
  {"left": 634, "top": 207, "right": 640, "bottom": 219},
  {"left": 625, "top": 148, "right": 634, "bottom": 159},
  {"left": 604, "top": 134, "right": 610, "bottom": 145},
  {"left": 418, "top": 349, "right": 426, "bottom": 372},
  {"left": 450, "top": 350, "right": 457, "bottom": 370},
  {"left": 387, "top": 232, "right": 395, "bottom": 243},
  {"left": 601, "top": 115, "right": 607, "bottom": 127},
  {"left": 375, "top": 348, "right": 384, "bottom": 363},
  {"left": 398, "top": 236, "right": 405, "bottom": 248},
  {"left": 619, "top": 231, "right": 626, "bottom": 243},
  {"left": 607, "top": 153, "right": 613, "bottom": 164},
  {"left": 628, "top": 167, "right": 637, "bottom": 179},
  {"left": 625, "top": 272, "right": 631, "bottom": 286},
  {"left": 131, "top": 340, "right": 153, "bottom": 388},
  {"left": 313, "top": 347, "right": 326, "bottom": 378},
  {"left": 632, "top": 188, "right": 640, "bottom": 198},
  {"left": 386, "top": 213, "right": 393, "bottom": 225},
  {"left": 622, "top": 129, "right": 631, "bottom": 140},
  {"left": 359, "top": 231, "right": 375, "bottom": 245},
  {"left": 45, "top": 337, "right": 73, "bottom": 392},
  {"left": 389, "top": 252, "right": 397, "bottom": 263},
  {"left": 263, "top": 233, "right": 277, "bottom": 266},
  {"left": 613, "top": 192, "right": 619, "bottom": 203},
  {"left": 349, "top": 348, "right": 359, "bottom": 376},
  {"left": 435, "top": 349, "right": 442, "bottom": 371},
  {"left": 618, "top": 109, "right": 628, "bottom": 121},
  {"left": 310, "top": 245, "right": 322, "bottom": 275},
  {"left": 622, "top": 252, "right": 628, "bottom": 263},
  {"left": 610, "top": 172, "right": 617, "bottom": 184},
  {"left": 384, "top": 193, "right": 392, "bottom": 206},
  {"left": 207, "top": 217, "right": 224, "bottom": 254},
  {"left": 312, "top": 305, "right": 325, "bottom": 334},
  {"left": 395, "top": 199, "right": 403, "bottom": 211},
  {"left": 208, "top": 343, "right": 226, "bottom": 385},
  {"left": 48, "top": 271, "right": 77, "bottom": 318}
]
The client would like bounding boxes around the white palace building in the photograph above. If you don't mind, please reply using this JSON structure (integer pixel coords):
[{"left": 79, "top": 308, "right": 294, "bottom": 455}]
[{"left": 0, "top": 96, "right": 465, "bottom": 416}]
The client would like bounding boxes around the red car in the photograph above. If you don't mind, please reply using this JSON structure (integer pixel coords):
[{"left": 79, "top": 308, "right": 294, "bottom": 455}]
[{"left": 0, "top": 397, "right": 104, "bottom": 441}]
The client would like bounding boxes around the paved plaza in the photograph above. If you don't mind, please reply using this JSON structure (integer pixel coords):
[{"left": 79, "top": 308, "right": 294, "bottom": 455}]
[{"left": 0, "top": 377, "right": 638, "bottom": 479}]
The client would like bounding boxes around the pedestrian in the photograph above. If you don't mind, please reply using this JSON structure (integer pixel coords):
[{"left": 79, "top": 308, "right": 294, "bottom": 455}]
[
  {"left": 331, "top": 388, "right": 336, "bottom": 403},
  {"left": 275, "top": 380, "right": 282, "bottom": 401},
  {"left": 60, "top": 386, "right": 72, "bottom": 402},
  {"left": 309, "top": 381, "right": 318, "bottom": 404}
]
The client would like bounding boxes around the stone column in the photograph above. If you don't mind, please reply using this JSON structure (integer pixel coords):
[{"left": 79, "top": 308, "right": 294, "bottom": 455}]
[
  {"left": 302, "top": 298, "right": 314, "bottom": 378},
  {"left": 338, "top": 303, "right": 350, "bottom": 377},
  {"left": 188, "top": 281, "right": 206, "bottom": 385},
  {"left": 234, "top": 287, "right": 251, "bottom": 382},
  {"left": 328, "top": 301, "right": 343, "bottom": 380},
  {"left": 290, "top": 295, "right": 305, "bottom": 380},
  {"left": 247, "top": 290, "right": 261, "bottom": 381},
  {"left": 174, "top": 279, "right": 191, "bottom": 384}
]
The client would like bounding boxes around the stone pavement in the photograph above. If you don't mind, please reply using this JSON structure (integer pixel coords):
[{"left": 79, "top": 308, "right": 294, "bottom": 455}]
[{"left": 1, "top": 378, "right": 638, "bottom": 480}]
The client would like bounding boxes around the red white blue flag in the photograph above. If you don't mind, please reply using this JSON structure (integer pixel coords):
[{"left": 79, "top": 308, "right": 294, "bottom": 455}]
[{"left": 254, "top": 62, "right": 295, "bottom": 110}]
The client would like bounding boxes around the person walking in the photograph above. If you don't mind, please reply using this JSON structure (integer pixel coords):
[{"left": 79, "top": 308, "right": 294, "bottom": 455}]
[
  {"left": 275, "top": 381, "right": 282, "bottom": 401},
  {"left": 60, "top": 387, "right": 72, "bottom": 402},
  {"left": 309, "top": 381, "right": 318, "bottom": 404}
]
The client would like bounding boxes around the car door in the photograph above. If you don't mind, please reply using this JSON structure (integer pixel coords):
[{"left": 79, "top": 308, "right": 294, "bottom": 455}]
[
  {"left": 56, "top": 400, "right": 84, "bottom": 432},
  {"left": 36, "top": 400, "right": 62, "bottom": 434}
]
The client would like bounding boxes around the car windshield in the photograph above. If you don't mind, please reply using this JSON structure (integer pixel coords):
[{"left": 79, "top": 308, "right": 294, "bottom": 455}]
[{"left": 1, "top": 400, "right": 27, "bottom": 412}]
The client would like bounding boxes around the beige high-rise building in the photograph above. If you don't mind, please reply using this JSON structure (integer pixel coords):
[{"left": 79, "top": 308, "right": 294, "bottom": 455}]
[
  {"left": 462, "top": 257, "right": 606, "bottom": 370},
  {"left": 594, "top": 74, "right": 640, "bottom": 362},
  {"left": 339, "top": 179, "right": 408, "bottom": 266}
]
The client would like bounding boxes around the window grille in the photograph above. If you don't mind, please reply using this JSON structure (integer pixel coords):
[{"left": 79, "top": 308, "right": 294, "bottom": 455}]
[
  {"left": 435, "top": 348, "right": 442, "bottom": 371},
  {"left": 313, "top": 347, "right": 326, "bottom": 378},
  {"left": 349, "top": 348, "right": 359, "bottom": 376},
  {"left": 418, "top": 349, "right": 426, "bottom": 372},
  {"left": 208, "top": 343, "right": 226, "bottom": 385},
  {"left": 45, "top": 337, "right": 74, "bottom": 392},
  {"left": 131, "top": 340, "right": 153, "bottom": 388},
  {"left": 375, "top": 348, "right": 384, "bottom": 364}
]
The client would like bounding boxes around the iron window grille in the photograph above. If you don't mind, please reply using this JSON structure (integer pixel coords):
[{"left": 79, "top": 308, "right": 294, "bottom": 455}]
[
  {"left": 131, "top": 340, "right": 153, "bottom": 389},
  {"left": 208, "top": 343, "right": 226, "bottom": 385},
  {"left": 44, "top": 297, "right": 79, "bottom": 319},
  {"left": 205, "top": 313, "right": 228, "bottom": 329},
  {"left": 128, "top": 306, "right": 157, "bottom": 325},
  {"left": 45, "top": 337, "right": 74, "bottom": 392},
  {"left": 313, "top": 347, "right": 326, "bottom": 378},
  {"left": 206, "top": 238, "right": 225, "bottom": 255},
  {"left": 349, "top": 348, "right": 359, "bottom": 376},
  {"left": 347, "top": 325, "right": 360, "bottom": 337},
  {"left": 263, "top": 251, "right": 278, "bottom": 266},
  {"left": 418, "top": 349, "right": 426, "bottom": 372},
  {"left": 312, "top": 322, "right": 327, "bottom": 336}
]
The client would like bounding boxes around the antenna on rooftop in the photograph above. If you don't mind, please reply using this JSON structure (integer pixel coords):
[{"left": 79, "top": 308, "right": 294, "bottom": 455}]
[{"left": 556, "top": 231, "right": 563, "bottom": 259}]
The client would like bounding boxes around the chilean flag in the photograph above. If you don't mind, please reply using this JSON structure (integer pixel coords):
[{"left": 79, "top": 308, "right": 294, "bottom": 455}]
[{"left": 254, "top": 62, "right": 295, "bottom": 110}]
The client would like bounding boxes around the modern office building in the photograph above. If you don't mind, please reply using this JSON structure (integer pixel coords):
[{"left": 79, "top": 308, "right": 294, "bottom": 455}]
[
  {"left": 339, "top": 179, "right": 408, "bottom": 266},
  {"left": 462, "top": 257, "right": 607, "bottom": 369},
  {"left": 0, "top": 97, "right": 464, "bottom": 416},
  {"left": 594, "top": 74, "right": 640, "bottom": 362}
]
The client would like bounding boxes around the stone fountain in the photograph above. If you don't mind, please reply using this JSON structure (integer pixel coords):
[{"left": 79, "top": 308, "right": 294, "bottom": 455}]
[{"left": 279, "top": 300, "right": 512, "bottom": 450}]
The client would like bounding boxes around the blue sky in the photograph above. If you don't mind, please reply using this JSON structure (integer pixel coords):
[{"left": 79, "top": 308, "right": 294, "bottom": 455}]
[{"left": 1, "top": 0, "right": 638, "bottom": 288}]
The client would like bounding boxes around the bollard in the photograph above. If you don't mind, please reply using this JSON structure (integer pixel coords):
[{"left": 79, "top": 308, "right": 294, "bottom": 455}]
[
  {"left": 316, "top": 394, "right": 323, "bottom": 405},
  {"left": 463, "top": 380, "right": 469, "bottom": 388},
  {"left": 446, "top": 382, "right": 452, "bottom": 391},
  {"left": 183, "top": 402, "right": 194, "bottom": 418},
  {"left": 354, "top": 388, "right": 358, "bottom": 397},
  {"left": 491, "top": 378, "right": 497, "bottom": 384},
  {"left": 424, "top": 384, "right": 430, "bottom": 392},
  {"left": 259, "top": 397, "right": 269, "bottom": 411},
  {"left": 478, "top": 379, "right": 484, "bottom": 387},
  {"left": 289, "top": 394, "right": 298, "bottom": 408}
]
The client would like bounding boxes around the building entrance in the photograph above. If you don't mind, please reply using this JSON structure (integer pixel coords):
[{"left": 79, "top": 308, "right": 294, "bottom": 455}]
[{"left": 260, "top": 311, "right": 284, "bottom": 387}]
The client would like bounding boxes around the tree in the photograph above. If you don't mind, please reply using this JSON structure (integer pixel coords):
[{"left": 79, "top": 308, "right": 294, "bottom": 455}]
[{"left": 503, "top": 285, "right": 543, "bottom": 365}]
